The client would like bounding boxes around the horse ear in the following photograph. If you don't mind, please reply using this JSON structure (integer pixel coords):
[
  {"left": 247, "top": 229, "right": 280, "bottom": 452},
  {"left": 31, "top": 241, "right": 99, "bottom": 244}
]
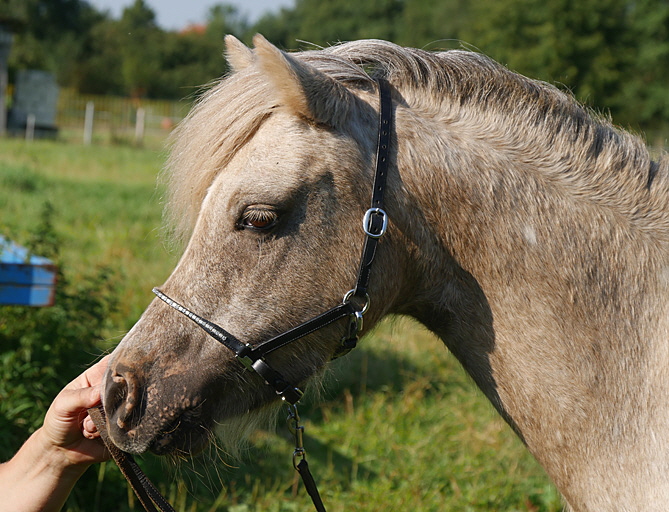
[
  {"left": 252, "top": 34, "right": 356, "bottom": 128},
  {"left": 225, "top": 35, "right": 254, "bottom": 73}
]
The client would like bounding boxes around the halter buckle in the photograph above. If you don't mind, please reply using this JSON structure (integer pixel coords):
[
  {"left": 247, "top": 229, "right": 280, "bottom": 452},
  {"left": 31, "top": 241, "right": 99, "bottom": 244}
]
[
  {"left": 335, "top": 290, "right": 369, "bottom": 358},
  {"left": 363, "top": 208, "right": 388, "bottom": 238},
  {"left": 332, "top": 307, "right": 364, "bottom": 360},
  {"left": 350, "top": 309, "right": 364, "bottom": 335},
  {"left": 342, "top": 309, "right": 364, "bottom": 343}
]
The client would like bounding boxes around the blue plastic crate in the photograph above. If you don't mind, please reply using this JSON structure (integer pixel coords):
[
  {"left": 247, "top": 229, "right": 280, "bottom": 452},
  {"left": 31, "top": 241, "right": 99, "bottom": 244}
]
[{"left": 0, "top": 235, "right": 57, "bottom": 307}]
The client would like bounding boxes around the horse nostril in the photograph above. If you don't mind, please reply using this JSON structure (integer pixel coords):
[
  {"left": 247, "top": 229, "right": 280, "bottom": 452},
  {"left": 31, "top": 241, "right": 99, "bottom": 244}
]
[
  {"left": 105, "top": 365, "right": 144, "bottom": 433},
  {"left": 114, "top": 372, "right": 139, "bottom": 429}
]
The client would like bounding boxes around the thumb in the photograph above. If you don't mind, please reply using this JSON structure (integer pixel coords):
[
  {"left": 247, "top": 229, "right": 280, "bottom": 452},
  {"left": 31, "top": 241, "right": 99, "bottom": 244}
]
[{"left": 82, "top": 384, "right": 102, "bottom": 408}]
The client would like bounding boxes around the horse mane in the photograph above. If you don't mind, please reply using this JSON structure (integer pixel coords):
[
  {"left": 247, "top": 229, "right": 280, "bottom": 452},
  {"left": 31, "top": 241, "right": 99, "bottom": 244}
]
[{"left": 163, "top": 39, "right": 669, "bottom": 244}]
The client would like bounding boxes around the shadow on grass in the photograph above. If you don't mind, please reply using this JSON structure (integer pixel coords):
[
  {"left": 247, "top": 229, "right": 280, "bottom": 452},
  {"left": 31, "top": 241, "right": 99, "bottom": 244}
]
[{"left": 169, "top": 331, "right": 461, "bottom": 507}]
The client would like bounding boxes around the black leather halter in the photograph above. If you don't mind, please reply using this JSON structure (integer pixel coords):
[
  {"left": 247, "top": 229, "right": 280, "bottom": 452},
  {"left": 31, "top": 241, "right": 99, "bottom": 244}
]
[{"left": 153, "top": 78, "right": 393, "bottom": 405}]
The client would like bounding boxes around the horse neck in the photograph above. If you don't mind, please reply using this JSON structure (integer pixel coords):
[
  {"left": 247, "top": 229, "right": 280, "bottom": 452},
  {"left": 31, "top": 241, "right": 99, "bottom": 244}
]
[
  {"left": 393, "top": 103, "right": 665, "bottom": 327},
  {"left": 391, "top": 101, "right": 669, "bottom": 506}
]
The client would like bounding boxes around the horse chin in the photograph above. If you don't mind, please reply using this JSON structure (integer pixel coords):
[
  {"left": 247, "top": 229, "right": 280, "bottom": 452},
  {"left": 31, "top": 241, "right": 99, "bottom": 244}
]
[
  {"left": 105, "top": 407, "right": 210, "bottom": 457},
  {"left": 143, "top": 398, "right": 282, "bottom": 458},
  {"left": 211, "top": 404, "right": 284, "bottom": 459},
  {"left": 146, "top": 406, "right": 281, "bottom": 459},
  {"left": 147, "top": 419, "right": 212, "bottom": 457}
]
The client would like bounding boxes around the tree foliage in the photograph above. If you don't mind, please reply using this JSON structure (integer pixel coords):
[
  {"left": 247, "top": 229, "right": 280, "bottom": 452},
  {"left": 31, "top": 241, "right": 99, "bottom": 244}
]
[
  {"left": 618, "top": 0, "right": 669, "bottom": 129},
  {"left": 262, "top": 0, "right": 669, "bottom": 130},
  {"left": 3, "top": 0, "right": 669, "bottom": 128},
  {"left": 460, "top": 0, "right": 630, "bottom": 120},
  {"left": 3, "top": 0, "right": 243, "bottom": 98},
  {"left": 289, "top": 0, "right": 404, "bottom": 46}
]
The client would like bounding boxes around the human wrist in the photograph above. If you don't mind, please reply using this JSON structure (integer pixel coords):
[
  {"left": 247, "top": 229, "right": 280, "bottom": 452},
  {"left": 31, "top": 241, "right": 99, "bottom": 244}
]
[{"left": 31, "top": 427, "right": 90, "bottom": 481}]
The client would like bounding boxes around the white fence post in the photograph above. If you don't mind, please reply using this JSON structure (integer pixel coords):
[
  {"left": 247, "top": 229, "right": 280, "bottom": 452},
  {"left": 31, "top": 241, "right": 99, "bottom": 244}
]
[
  {"left": 83, "top": 101, "right": 94, "bottom": 145},
  {"left": 0, "top": 69, "right": 7, "bottom": 137},
  {"left": 135, "top": 107, "right": 145, "bottom": 146},
  {"left": 25, "top": 113, "right": 35, "bottom": 141}
]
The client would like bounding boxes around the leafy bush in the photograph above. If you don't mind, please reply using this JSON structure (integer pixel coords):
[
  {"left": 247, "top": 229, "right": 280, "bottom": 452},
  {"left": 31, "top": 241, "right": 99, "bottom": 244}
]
[{"left": 0, "top": 203, "right": 119, "bottom": 460}]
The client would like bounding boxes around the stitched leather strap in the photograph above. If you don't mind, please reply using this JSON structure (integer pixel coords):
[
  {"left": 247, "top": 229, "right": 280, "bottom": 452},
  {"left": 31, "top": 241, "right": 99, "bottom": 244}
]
[
  {"left": 247, "top": 302, "right": 357, "bottom": 358},
  {"left": 297, "top": 459, "right": 327, "bottom": 512},
  {"left": 354, "top": 78, "right": 393, "bottom": 298},
  {"left": 88, "top": 406, "right": 176, "bottom": 512}
]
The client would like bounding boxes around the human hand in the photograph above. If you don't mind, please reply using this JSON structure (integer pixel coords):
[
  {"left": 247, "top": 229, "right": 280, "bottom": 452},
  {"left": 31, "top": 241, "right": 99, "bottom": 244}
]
[{"left": 41, "top": 355, "right": 111, "bottom": 467}]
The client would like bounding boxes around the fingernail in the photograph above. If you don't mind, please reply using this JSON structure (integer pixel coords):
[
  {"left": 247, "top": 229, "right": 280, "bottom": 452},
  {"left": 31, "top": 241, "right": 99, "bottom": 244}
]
[{"left": 83, "top": 415, "right": 97, "bottom": 433}]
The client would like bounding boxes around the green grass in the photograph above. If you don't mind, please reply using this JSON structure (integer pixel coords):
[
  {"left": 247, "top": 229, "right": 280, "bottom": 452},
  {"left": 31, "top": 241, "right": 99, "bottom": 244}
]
[{"left": 0, "top": 138, "right": 562, "bottom": 511}]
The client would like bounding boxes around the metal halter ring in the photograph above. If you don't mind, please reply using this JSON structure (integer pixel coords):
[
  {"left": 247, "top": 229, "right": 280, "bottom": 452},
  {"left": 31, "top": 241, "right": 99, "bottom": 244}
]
[
  {"left": 343, "top": 289, "right": 370, "bottom": 314},
  {"left": 363, "top": 208, "right": 388, "bottom": 238}
]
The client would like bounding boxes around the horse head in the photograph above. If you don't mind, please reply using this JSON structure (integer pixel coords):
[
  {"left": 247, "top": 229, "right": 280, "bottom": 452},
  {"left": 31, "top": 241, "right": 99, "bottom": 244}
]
[{"left": 102, "top": 35, "right": 414, "bottom": 456}]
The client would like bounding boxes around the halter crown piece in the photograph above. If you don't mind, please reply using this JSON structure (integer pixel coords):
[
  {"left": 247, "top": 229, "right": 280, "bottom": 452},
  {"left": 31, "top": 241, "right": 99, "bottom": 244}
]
[{"left": 93, "top": 79, "right": 393, "bottom": 512}]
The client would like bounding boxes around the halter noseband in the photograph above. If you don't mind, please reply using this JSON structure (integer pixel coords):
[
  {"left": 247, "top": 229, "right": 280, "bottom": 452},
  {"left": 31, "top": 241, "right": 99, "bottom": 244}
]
[{"left": 153, "top": 78, "right": 393, "bottom": 405}]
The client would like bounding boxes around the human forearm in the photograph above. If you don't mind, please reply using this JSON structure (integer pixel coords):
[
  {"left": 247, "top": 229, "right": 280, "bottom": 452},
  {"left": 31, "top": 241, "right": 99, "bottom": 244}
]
[
  {"left": 1, "top": 427, "right": 90, "bottom": 512},
  {"left": 0, "top": 356, "right": 109, "bottom": 511}
]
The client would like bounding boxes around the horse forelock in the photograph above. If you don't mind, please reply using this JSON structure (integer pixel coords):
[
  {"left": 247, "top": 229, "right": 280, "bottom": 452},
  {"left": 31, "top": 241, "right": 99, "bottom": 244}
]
[
  {"left": 162, "top": 38, "right": 669, "bottom": 246},
  {"left": 162, "top": 68, "right": 275, "bottom": 245}
]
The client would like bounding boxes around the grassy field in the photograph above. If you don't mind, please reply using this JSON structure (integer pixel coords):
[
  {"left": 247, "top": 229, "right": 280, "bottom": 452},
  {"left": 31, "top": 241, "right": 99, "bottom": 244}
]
[
  {"left": 0, "top": 138, "right": 562, "bottom": 511},
  {"left": 0, "top": 138, "right": 178, "bottom": 326}
]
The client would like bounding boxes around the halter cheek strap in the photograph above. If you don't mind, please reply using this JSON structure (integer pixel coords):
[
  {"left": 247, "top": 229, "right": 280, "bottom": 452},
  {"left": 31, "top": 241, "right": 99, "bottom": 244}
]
[{"left": 152, "top": 78, "right": 394, "bottom": 405}]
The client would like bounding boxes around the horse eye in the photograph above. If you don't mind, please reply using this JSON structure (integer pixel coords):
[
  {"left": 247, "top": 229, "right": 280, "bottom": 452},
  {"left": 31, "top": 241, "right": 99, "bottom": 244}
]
[{"left": 237, "top": 207, "right": 279, "bottom": 231}]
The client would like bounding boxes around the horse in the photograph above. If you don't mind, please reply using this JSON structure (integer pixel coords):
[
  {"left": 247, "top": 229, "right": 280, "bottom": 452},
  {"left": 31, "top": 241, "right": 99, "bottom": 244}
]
[{"left": 102, "top": 34, "right": 669, "bottom": 511}]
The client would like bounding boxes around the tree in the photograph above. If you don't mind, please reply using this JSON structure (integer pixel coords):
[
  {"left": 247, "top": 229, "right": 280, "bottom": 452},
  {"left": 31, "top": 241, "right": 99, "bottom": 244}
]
[
  {"left": 287, "top": 0, "right": 404, "bottom": 48},
  {"left": 206, "top": 3, "right": 248, "bottom": 41},
  {"left": 156, "top": 29, "right": 223, "bottom": 99},
  {"left": 395, "top": 0, "right": 472, "bottom": 49},
  {"left": 616, "top": 0, "right": 669, "bottom": 130},
  {"left": 72, "top": 18, "right": 125, "bottom": 95},
  {"left": 5, "top": 0, "right": 105, "bottom": 85},
  {"left": 117, "top": 0, "right": 162, "bottom": 98},
  {"left": 150, "top": 5, "right": 251, "bottom": 99},
  {"left": 461, "top": 0, "right": 629, "bottom": 114},
  {"left": 252, "top": 7, "right": 301, "bottom": 50},
  {"left": 4, "top": 0, "right": 669, "bottom": 130}
]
